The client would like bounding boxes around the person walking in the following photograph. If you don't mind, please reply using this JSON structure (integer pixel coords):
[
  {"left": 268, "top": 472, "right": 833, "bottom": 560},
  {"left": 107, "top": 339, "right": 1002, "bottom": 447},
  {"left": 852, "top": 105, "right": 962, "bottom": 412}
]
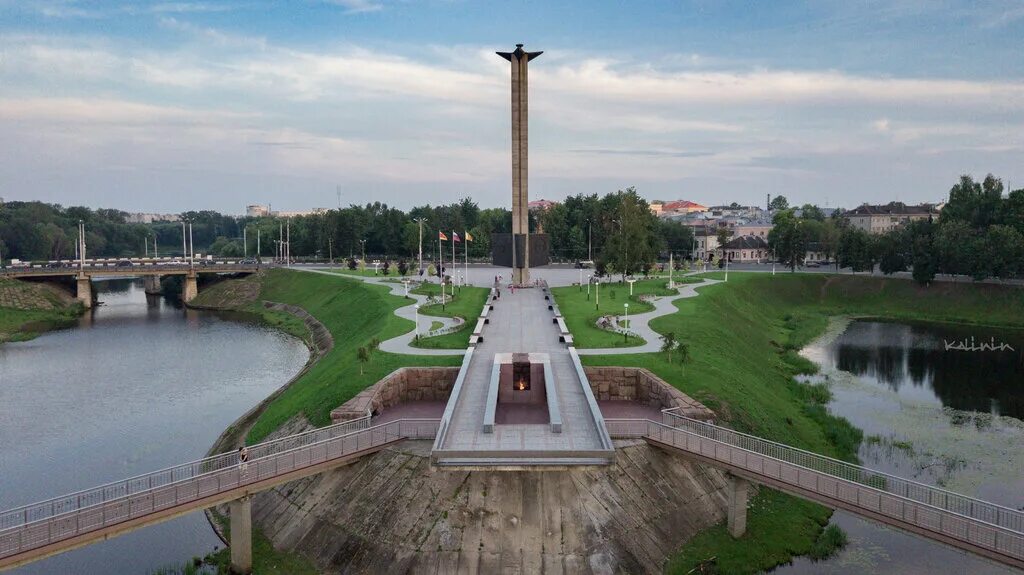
[{"left": 238, "top": 446, "right": 250, "bottom": 476}]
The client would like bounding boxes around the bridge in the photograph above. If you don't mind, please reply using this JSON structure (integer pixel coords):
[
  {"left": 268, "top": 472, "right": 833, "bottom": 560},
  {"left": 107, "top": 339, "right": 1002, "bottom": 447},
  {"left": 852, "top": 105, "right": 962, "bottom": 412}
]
[
  {"left": 2, "top": 410, "right": 1021, "bottom": 573},
  {"left": 0, "top": 260, "right": 262, "bottom": 305}
]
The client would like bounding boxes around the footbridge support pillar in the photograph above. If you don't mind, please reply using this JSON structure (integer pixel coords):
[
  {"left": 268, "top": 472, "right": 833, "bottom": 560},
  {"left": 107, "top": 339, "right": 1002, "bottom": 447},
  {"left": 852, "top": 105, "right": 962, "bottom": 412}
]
[
  {"left": 229, "top": 495, "right": 252, "bottom": 574},
  {"left": 75, "top": 274, "right": 92, "bottom": 309},
  {"left": 143, "top": 274, "right": 162, "bottom": 295},
  {"left": 727, "top": 475, "right": 749, "bottom": 538},
  {"left": 182, "top": 271, "right": 198, "bottom": 303}
]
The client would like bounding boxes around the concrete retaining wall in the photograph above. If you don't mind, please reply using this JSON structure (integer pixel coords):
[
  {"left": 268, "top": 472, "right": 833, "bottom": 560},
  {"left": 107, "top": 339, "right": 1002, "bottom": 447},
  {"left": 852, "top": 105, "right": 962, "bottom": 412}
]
[
  {"left": 330, "top": 367, "right": 460, "bottom": 422},
  {"left": 584, "top": 367, "right": 714, "bottom": 420}
]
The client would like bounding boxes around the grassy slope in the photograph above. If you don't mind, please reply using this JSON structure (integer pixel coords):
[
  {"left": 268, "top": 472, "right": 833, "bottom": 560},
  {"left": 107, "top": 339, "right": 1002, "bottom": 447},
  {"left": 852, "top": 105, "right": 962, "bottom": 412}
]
[
  {"left": 236, "top": 269, "right": 461, "bottom": 443},
  {"left": 0, "top": 279, "right": 83, "bottom": 342},
  {"left": 410, "top": 283, "right": 489, "bottom": 349},
  {"left": 550, "top": 277, "right": 699, "bottom": 348},
  {"left": 580, "top": 272, "right": 1024, "bottom": 574}
]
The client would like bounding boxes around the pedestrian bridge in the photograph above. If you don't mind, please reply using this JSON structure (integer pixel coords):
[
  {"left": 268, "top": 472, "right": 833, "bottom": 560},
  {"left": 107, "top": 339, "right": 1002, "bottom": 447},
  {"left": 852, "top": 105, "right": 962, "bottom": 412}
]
[{"left": 1, "top": 412, "right": 1021, "bottom": 572}]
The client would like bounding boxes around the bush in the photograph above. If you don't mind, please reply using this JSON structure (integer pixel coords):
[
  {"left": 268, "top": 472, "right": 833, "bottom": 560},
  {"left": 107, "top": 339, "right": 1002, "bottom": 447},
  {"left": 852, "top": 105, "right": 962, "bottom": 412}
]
[{"left": 808, "top": 524, "right": 848, "bottom": 560}]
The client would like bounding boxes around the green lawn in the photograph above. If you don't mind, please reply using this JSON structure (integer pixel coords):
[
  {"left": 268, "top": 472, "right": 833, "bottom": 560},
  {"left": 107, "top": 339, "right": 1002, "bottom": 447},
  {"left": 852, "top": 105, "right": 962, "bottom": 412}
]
[
  {"left": 216, "top": 269, "right": 461, "bottom": 443},
  {"left": 574, "top": 272, "right": 1024, "bottom": 573},
  {"left": 410, "top": 283, "right": 489, "bottom": 349},
  {"left": 666, "top": 490, "right": 833, "bottom": 575},
  {"left": 0, "top": 279, "right": 84, "bottom": 343},
  {"left": 550, "top": 277, "right": 698, "bottom": 348}
]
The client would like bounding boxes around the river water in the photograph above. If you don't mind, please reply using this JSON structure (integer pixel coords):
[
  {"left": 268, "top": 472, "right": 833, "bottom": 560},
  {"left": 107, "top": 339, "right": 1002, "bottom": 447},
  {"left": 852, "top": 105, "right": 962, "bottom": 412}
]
[
  {"left": 0, "top": 279, "right": 308, "bottom": 574},
  {"left": 779, "top": 319, "right": 1024, "bottom": 575}
]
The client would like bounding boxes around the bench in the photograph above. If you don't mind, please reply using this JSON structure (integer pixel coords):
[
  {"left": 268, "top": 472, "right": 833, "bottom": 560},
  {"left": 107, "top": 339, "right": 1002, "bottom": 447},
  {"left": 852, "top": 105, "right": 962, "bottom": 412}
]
[{"left": 469, "top": 334, "right": 483, "bottom": 345}]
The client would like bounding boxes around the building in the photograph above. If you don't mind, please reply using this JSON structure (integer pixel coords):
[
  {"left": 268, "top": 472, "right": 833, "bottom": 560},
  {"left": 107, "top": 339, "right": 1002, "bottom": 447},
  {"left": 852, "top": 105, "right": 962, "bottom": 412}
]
[
  {"left": 246, "top": 205, "right": 328, "bottom": 218},
  {"left": 527, "top": 199, "right": 557, "bottom": 211},
  {"left": 125, "top": 213, "right": 180, "bottom": 224},
  {"left": 708, "top": 205, "right": 766, "bottom": 220},
  {"left": 691, "top": 229, "right": 721, "bottom": 261},
  {"left": 805, "top": 242, "right": 830, "bottom": 263},
  {"left": 719, "top": 235, "right": 770, "bottom": 263},
  {"left": 844, "top": 203, "right": 939, "bottom": 234},
  {"left": 736, "top": 219, "right": 773, "bottom": 238},
  {"left": 652, "top": 200, "right": 707, "bottom": 217}
]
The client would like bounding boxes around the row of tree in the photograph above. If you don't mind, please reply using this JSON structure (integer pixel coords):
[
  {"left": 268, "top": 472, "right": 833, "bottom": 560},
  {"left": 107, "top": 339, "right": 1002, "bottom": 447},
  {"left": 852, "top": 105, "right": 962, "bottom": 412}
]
[
  {"left": 0, "top": 189, "right": 680, "bottom": 276},
  {"left": 767, "top": 174, "right": 1024, "bottom": 283}
]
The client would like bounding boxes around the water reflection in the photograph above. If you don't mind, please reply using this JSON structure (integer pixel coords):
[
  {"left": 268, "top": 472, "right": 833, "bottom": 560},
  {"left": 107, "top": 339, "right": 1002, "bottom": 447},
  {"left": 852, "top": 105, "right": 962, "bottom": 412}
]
[{"left": 824, "top": 321, "right": 1024, "bottom": 419}]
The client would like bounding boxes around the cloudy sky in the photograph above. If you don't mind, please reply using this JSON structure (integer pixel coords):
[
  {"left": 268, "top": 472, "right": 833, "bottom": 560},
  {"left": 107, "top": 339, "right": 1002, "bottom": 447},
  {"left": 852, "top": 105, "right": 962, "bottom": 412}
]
[{"left": 1, "top": 0, "right": 1022, "bottom": 213}]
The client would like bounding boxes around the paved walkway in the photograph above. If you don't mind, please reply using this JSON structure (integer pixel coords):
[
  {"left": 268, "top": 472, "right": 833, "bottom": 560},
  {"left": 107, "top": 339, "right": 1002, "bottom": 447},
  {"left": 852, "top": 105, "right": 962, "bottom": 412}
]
[
  {"left": 296, "top": 268, "right": 465, "bottom": 356},
  {"left": 576, "top": 276, "right": 721, "bottom": 355},
  {"left": 436, "top": 286, "right": 610, "bottom": 460}
]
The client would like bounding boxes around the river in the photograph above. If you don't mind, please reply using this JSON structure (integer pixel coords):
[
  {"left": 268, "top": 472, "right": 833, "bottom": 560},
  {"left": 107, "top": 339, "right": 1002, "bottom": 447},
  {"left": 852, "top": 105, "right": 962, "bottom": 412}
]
[
  {"left": 779, "top": 318, "right": 1024, "bottom": 574},
  {"left": 0, "top": 279, "right": 308, "bottom": 574}
]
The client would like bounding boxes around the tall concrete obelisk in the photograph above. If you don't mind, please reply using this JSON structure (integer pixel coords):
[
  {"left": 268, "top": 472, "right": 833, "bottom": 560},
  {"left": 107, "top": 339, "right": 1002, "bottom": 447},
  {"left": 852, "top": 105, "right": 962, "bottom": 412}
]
[{"left": 498, "top": 44, "right": 542, "bottom": 285}]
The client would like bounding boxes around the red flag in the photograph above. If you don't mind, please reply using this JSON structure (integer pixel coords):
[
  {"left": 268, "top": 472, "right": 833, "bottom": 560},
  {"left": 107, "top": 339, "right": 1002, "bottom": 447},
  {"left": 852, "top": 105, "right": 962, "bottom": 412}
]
[
  {"left": 453, "top": 232, "right": 461, "bottom": 243},
  {"left": 438, "top": 231, "right": 448, "bottom": 241}
]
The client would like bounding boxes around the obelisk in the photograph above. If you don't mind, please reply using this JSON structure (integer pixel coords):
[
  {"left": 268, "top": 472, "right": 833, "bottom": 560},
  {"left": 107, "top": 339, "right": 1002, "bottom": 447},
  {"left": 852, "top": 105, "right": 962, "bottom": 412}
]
[{"left": 497, "top": 44, "right": 541, "bottom": 285}]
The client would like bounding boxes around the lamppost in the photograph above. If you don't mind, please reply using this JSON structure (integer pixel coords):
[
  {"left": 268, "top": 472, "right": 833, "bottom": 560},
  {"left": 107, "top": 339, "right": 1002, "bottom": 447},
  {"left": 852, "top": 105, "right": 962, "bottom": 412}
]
[
  {"left": 578, "top": 267, "right": 583, "bottom": 291},
  {"left": 587, "top": 274, "right": 592, "bottom": 301},
  {"left": 626, "top": 277, "right": 637, "bottom": 296},
  {"left": 413, "top": 217, "right": 426, "bottom": 274},
  {"left": 403, "top": 279, "right": 411, "bottom": 297},
  {"left": 623, "top": 302, "right": 629, "bottom": 333},
  {"left": 725, "top": 255, "right": 729, "bottom": 282},
  {"left": 359, "top": 239, "right": 367, "bottom": 270},
  {"left": 595, "top": 279, "right": 600, "bottom": 311},
  {"left": 414, "top": 304, "right": 420, "bottom": 339}
]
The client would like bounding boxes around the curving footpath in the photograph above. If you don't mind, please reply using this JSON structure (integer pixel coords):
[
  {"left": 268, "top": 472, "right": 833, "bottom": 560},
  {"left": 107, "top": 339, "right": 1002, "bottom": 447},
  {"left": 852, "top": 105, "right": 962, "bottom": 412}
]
[
  {"left": 296, "top": 268, "right": 466, "bottom": 356},
  {"left": 576, "top": 276, "right": 721, "bottom": 355}
]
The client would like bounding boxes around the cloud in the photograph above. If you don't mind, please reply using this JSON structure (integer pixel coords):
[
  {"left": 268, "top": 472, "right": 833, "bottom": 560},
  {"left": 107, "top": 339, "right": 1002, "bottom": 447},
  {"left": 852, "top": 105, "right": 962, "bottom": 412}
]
[{"left": 326, "top": 0, "right": 383, "bottom": 14}]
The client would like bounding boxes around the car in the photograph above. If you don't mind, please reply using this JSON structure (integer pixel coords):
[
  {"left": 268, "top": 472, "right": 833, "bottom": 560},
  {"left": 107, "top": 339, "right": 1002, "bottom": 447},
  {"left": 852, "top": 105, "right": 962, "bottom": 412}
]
[
  {"left": 239, "top": 258, "right": 259, "bottom": 265},
  {"left": 115, "top": 260, "right": 134, "bottom": 268},
  {"left": 804, "top": 261, "right": 821, "bottom": 268},
  {"left": 574, "top": 260, "right": 592, "bottom": 269},
  {"left": 48, "top": 261, "right": 65, "bottom": 268}
]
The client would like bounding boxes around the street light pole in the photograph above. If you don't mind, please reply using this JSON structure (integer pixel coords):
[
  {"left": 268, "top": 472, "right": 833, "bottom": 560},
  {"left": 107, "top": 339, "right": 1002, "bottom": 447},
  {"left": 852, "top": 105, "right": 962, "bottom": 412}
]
[
  {"left": 188, "top": 220, "right": 194, "bottom": 269},
  {"left": 588, "top": 220, "right": 592, "bottom": 261},
  {"left": 181, "top": 221, "right": 187, "bottom": 262},
  {"left": 243, "top": 226, "right": 247, "bottom": 258},
  {"left": 414, "top": 304, "right": 420, "bottom": 339},
  {"left": 595, "top": 279, "right": 600, "bottom": 311},
  {"left": 413, "top": 217, "right": 426, "bottom": 274},
  {"left": 624, "top": 302, "right": 629, "bottom": 330}
]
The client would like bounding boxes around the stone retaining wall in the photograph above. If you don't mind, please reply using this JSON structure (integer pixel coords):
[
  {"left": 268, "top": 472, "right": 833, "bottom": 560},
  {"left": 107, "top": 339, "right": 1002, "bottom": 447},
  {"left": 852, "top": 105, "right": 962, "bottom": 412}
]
[
  {"left": 330, "top": 367, "right": 460, "bottom": 422},
  {"left": 584, "top": 367, "right": 714, "bottom": 420}
]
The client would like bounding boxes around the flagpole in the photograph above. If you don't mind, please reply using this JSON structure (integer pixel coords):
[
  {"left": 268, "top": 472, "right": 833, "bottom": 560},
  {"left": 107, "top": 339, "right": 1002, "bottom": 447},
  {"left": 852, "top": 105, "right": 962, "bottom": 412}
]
[
  {"left": 452, "top": 232, "right": 456, "bottom": 286},
  {"left": 465, "top": 232, "right": 469, "bottom": 286}
]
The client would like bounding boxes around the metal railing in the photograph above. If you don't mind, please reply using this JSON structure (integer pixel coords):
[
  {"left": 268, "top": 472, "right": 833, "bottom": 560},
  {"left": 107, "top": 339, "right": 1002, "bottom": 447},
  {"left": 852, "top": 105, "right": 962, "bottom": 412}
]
[
  {"left": 0, "top": 417, "right": 439, "bottom": 562},
  {"left": 607, "top": 416, "right": 1023, "bottom": 564},
  {"left": 0, "top": 415, "right": 371, "bottom": 533},
  {"left": 658, "top": 411, "right": 1024, "bottom": 535}
]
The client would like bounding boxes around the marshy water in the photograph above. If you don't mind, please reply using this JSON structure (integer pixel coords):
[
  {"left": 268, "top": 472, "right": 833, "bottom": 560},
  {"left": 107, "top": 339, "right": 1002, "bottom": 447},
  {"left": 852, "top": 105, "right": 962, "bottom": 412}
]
[
  {"left": 0, "top": 279, "right": 308, "bottom": 574},
  {"left": 779, "top": 319, "right": 1024, "bottom": 574}
]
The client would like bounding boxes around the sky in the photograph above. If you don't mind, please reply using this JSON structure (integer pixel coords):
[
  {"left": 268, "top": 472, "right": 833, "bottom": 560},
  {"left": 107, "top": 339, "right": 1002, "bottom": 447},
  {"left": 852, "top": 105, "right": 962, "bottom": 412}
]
[{"left": 1, "top": 0, "right": 1022, "bottom": 214}]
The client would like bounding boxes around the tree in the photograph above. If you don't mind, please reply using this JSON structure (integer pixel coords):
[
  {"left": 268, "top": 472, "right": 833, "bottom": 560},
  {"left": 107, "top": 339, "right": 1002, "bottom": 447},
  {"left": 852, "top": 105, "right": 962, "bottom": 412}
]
[
  {"left": 837, "top": 227, "right": 875, "bottom": 272},
  {"left": 716, "top": 227, "right": 731, "bottom": 255},
  {"left": 660, "top": 332, "right": 678, "bottom": 363},
  {"left": 875, "top": 231, "right": 907, "bottom": 275},
  {"left": 800, "top": 204, "right": 825, "bottom": 221},
  {"left": 397, "top": 259, "right": 409, "bottom": 276},
  {"left": 382, "top": 260, "right": 390, "bottom": 275},
  {"left": 769, "top": 195, "right": 789, "bottom": 211},
  {"left": 347, "top": 257, "right": 357, "bottom": 270},
  {"left": 356, "top": 346, "right": 369, "bottom": 375},
  {"left": 768, "top": 210, "right": 808, "bottom": 271},
  {"left": 602, "top": 188, "right": 660, "bottom": 279}
]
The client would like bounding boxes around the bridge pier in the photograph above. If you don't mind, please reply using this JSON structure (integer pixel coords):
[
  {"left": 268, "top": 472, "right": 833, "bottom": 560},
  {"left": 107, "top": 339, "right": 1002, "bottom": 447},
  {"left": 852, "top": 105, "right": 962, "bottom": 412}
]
[
  {"left": 75, "top": 274, "right": 92, "bottom": 309},
  {"left": 727, "top": 475, "right": 749, "bottom": 538},
  {"left": 229, "top": 495, "right": 253, "bottom": 574},
  {"left": 182, "top": 271, "right": 198, "bottom": 303},
  {"left": 143, "top": 275, "right": 162, "bottom": 295}
]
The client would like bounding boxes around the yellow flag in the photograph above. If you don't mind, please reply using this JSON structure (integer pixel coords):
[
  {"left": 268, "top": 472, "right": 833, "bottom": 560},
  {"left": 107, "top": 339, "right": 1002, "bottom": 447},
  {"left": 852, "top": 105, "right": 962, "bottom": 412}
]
[{"left": 464, "top": 231, "right": 474, "bottom": 242}]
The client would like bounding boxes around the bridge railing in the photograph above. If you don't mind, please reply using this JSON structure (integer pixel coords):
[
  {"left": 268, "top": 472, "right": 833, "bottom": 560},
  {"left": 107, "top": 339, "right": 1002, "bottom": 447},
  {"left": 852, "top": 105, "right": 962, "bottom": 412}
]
[
  {"left": 0, "top": 418, "right": 440, "bottom": 562},
  {"left": 0, "top": 415, "right": 371, "bottom": 533},
  {"left": 657, "top": 412, "right": 1024, "bottom": 536}
]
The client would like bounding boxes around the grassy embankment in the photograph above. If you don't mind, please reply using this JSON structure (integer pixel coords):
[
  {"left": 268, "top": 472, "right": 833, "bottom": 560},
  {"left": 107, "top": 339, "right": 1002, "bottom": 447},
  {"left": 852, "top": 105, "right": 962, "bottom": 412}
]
[
  {"left": 551, "top": 277, "right": 702, "bottom": 348},
  {"left": 190, "top": 269, "right": 461, "bottom": 444},
  {"left": 0, "top": 278, "right": 84, "bottom": 343},
  {"left": 409, "top": 282, "right": 489, "bottom": 349},
  {"left": 561, "top": 272, "right": 1024, "bottom": 574}
]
